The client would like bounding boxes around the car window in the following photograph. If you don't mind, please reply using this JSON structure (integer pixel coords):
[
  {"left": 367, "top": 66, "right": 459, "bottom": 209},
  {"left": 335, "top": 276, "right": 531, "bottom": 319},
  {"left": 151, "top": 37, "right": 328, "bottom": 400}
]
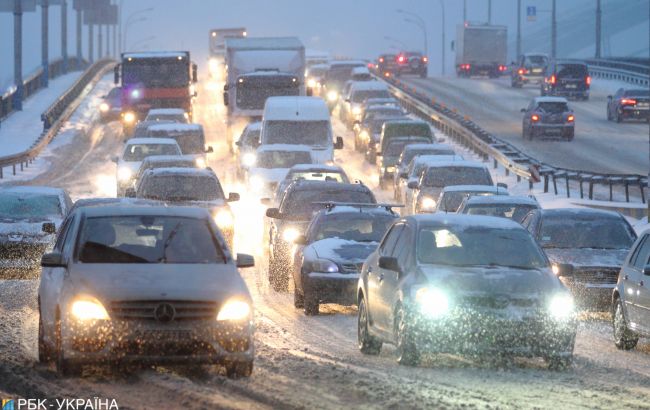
[
  {"left": 123, "top": 144, "right": 180, "bottom": 161},
  {"left": 631, "top": 235, "right": 650, "bottom": 270},
  {"left": 539, "top": 215, "right": 636, "bottom": 249},
  {"left": 54, "top": 215, "right": 74, "bottom": 252},
  {"left": 393, "top": 225, "right": 413, "bottom": 265},
  {"left": 380, "top": 224, "right": 404, "bottom": 256}
]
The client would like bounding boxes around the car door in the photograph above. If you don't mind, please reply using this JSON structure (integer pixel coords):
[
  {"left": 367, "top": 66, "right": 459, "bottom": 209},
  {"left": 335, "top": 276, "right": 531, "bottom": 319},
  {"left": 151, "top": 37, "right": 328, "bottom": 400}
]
[
  {"left": 368, "top": 223, "right": 404, "bottom": 333},
  {"left": 621, "top": 234, "right": 648, "bottom": 328},
  {"left": 628, "top": 234, "right": 650, "bottom": 331},
  {"left": 378, "top": 223, "right": 413, "bottom": 334}
]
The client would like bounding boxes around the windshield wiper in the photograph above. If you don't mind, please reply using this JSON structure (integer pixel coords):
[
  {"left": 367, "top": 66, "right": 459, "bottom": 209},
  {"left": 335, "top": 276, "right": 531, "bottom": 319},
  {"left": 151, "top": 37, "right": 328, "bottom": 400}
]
[{"left": 158, "top": 222, "right": 181, "bottom": 263}]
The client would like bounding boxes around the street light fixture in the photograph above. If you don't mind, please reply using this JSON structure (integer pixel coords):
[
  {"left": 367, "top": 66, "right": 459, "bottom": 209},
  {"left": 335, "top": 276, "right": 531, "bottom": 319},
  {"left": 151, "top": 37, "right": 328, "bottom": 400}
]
[
  {"left": 120, "top": 6, "right": 154, "bottom": 53},
  {"left": 123, "top": 16, "right": 147, "bottom": 52},
  {"left": 396, "top": 9, "right": 428, "bottom": 57}
]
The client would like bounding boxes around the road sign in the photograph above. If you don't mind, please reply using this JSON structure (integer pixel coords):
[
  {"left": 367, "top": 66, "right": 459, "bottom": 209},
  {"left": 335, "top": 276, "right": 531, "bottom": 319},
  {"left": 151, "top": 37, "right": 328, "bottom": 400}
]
[
  {"left": 0, "top": 0, "right": 37, "bottom": 12},
  {"left": 37, "top": 0, "right": 63, "bottom": 5},
  {"left": 527, "top": 5, "right": 537, "bottom": 21},
  {"left": 82, "top": 0, "right": 111, "bottom": 24}
]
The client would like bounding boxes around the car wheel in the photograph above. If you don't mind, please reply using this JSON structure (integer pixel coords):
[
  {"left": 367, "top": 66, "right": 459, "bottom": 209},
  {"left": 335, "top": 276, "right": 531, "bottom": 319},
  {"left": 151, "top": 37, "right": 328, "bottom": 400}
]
[
  {"left": 293, "top": 285, "right": 304, "bottom": 309},
  {"left": 395, "top": 305, "right": 420, "bottom": 366},
  {"left": 546, "top": 355, "right": 572, "bottom": 371},
  {"left": 38, "top": 311, "right": 51, "bottom": 363},
  {"left": 358, "top": 298, "right": 382, "bottom": 355},
  {"left": 268, "top": 256, "right": 288, "bottom": 292},
  {"left": 616, "top": 110, "right": 623, "bottom": 123},
  {"left": 565, "top": 129, "right": 575, "bottom": 141},
  {"left": 225, "top": 360, "right": 253, "bottom": 378},
  {"left": 613, "top": 298, "right": 638, "bottom": 350},
  {"left": 55, "top": 319, "right": 82, "bottom": 377},
  {"left": 606, "top": 107, "right": 612, "bottom": 121},
  {"left": 304, "top": 291, "right": 319, "bottom": 316}
]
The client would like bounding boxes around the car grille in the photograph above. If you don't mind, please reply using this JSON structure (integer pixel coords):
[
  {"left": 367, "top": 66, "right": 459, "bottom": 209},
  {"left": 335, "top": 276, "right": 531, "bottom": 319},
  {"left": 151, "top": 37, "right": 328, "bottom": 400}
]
[
  {"left": 110, "top": 300, "right": 218, "bottom": 322},
  {"left": 460, "top": 295, "right": 537, "bottom": 310},
  {"left": 574, "top": 268, "right": 619, "bottom": 285},
  {"left": 339, "top": 262, "right": 364, "bottom": 274}
]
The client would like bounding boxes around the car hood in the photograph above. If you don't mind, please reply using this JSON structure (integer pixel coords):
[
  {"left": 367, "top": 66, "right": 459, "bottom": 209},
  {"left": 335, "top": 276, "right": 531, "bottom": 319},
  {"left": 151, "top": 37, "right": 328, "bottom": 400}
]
[
  {"left": 69, "top": 263, "right": 250, "bottom": 303},
  {"left": 250, "top": 167, "right": 290, "bottom": 183},
  {"left": 543, "top": 248, "right": 628, "bottom": 269},
  {"left": 161, "top": 199, "right": 228, "bottom": 210},
  {"left": 119, "top": 161, "right": 143, "bottom": 174},
  {"left": 310, "top": 238, "right": 378, "bottom": 264}
]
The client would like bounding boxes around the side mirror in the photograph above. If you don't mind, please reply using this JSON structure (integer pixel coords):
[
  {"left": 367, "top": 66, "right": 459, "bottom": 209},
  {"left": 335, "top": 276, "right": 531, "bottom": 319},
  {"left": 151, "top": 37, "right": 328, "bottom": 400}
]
[
  {"left": 399, "top": 172, "right": 408, "bottom": 179},
  {"left": 554, "top": 263, "right": 574, "bottom": 277},
  {"left": 235, "top": 140, "right": 242, "bottom": 147},
  {"left": 378, "top": 256, "right": 400, "bottom": 272},
  {"left": 192, "top": 63, "right": 198, "bottom": 83},
  {"left": 497, "top": 182, "right": 508, "bottom": 190},
  {"left": 260, "top": 198, "right": 271, "bottom": 206},
  {"left": 206, "top": 146, "right": 214, "bottom": 153},
  {"left": 42, "top": 222, "right": 56, "bottom": 234},
  {"left": 407, "top": 181, "right": 419, "bottom": 189},
  {"left": 236, "top": 253, "right": 255, "bottom": 268},
  {"left": 643, "top": 265, "right": 650, "bottom": 276},
  {"left": 520, "top": 108, "right": 527, "bottom": 113},
  {"left": 223, "top": 92, "right": 229, "bottom": 106},
  {"left": 334, "top": 136, "right": 344, "bottom": 150},
  {"left": 294, "top": 234, "right": 308, "bottom": 245},
  {"left": 125, "top": 187, "right": 136, "bottom": 198},
  {"left": 113, "top": 64, "right": 120, "bottom": 84},
  {"left": 112, "top": 156, "right": 119, "bottom": 164},
  {"left": 265, "top": 208, "right": 282, "bottom": 219},
  {"left": 41, "top": 252, "right": 65, "bottom": 268},
  {"left": 227, "top": 192, "right": 240, "bottom": 202}
]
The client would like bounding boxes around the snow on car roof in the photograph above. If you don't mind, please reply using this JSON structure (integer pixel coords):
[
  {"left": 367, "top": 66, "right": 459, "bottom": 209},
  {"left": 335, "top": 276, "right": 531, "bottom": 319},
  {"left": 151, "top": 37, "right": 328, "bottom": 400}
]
[
  {"left": 257, "top": 144, "right": 314, "bottom": 152},
  {"left": 366, "top": 104, "right": 401, "bottom": 111},
  {"left": 289, "top": 164, "right": 344, "bottom": 172},
  {"left": 404, "top": 143, "right": 454, "bottom": 152},
  {"left": 329, "top": 60, "right": 366, "bottom": 67},
  {"left": 126, "top": 138, "right": 180, "bottom": 145},
  {"left": 384, "top": 119, "right": 428, "bottom": 125},
  {"left": 142, "top": 155, "right": 197, "bottom": 163},
  {"left": 225, "top": 37, "right": 303, "bottom": 50},
  {"left": 147, "top": 108, "right": 186, "bottom": 115},
  {"left": 410, "top": 213, "right": 523, "bottom": 230},
  {"left": 144, "top": 167, "right": 217, "bottom": 178},
  {"left": 441, "top": 185, "right": 505, "bottom": 193},
  {"left": 319, "top": 205, "right": 398, "bottom": 216},
  {"left": 80, "top": 205, "right": 211, "bottom": 219},
  {"left": 123, "top": 51, "right": 188, "bottom": 59},
  {"left": 464, "top": 195, "right": 539, "bottom": 205},
  {"left": 1, "top": 186, "right": 66, "bottom": 196},
  {"left": 350, "top": 81, "right": 388, "bottom": 91},
  {"left": 352, "top": 66, "right": 370, "bottom": 74},
  {"left": 146, "top": 123, "right": 203, "bottom": 132},
  {"left": 424, "top": 160, "right": 487, "bottom": 169},
  {"left": 263, "top": 96, "right": 329, "bottom": 120},
  {"left": 72, "top": 197, "right": 164, "bottom": 210},
  {"left": 535, "top": 96, "right": 569, "bottom": 103},
  {"left": 413, "top": 155, "right": 464, "bottom": 165}
]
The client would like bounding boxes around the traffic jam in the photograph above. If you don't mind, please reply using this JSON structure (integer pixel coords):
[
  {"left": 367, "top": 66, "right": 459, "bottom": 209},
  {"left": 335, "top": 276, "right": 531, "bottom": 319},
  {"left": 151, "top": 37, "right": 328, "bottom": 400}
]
[{"left": 0, "top": 3, "right": 649, "bottom": 409}]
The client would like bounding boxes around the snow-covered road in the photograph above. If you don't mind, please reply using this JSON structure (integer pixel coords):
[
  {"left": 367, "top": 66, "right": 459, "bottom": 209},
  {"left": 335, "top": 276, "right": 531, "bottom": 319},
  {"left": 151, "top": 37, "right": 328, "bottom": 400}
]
[{"left": 0, "top": 76, "right": 649, "bottom": 409}]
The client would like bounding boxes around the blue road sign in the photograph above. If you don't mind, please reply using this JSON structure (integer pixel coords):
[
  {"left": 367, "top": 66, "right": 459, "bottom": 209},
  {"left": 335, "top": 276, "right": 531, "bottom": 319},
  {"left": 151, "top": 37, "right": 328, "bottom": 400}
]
[{"left": 527, "top": 5, "right": 537, "bottom": 21}]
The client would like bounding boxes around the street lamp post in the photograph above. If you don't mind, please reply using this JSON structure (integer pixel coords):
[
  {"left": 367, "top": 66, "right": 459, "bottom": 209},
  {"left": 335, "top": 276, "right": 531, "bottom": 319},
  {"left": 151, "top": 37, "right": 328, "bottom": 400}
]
[
  {"left": 383, "top": 35, "right": 408, "bottom": 51},
  {"left": 123, "top": 16, "right": 147, "bottom": 52},
  {"left": 438, "top": 0, "right": 446, "bottom": 76},
  {"left": 396, "top": 9, "right": 428, "bottom": 56},
  {"left": 121, "top": 7, "right": 153, "bottom": 52}
]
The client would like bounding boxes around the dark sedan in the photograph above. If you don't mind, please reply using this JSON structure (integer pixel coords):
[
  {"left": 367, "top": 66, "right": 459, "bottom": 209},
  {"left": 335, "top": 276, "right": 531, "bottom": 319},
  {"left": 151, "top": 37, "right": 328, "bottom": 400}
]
[
  {"left": 607, "top": 88, "right": 650, "bottom": 122},
  {"left": 521, "top": 97, "right": 575, "bottom": 141}
]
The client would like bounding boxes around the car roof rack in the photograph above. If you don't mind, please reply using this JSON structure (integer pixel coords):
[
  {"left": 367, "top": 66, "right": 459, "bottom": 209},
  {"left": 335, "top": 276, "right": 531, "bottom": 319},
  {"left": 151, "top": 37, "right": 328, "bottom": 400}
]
[{"left": 311, "top": 202, "right": 404, "bottom": 213}]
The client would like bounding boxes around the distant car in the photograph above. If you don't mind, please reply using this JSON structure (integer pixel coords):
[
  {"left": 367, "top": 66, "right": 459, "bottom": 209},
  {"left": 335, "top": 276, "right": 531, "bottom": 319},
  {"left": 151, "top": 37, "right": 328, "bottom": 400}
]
[
  {"left": 145, "top": 123, "right": 213, "bottom": 168},
  {"left": 612, "top": 229, "right": 650, "bottom": 350},
  {"left": 357, "top": 214, "right": 576, "bottom": 368},
  {"left": 607, "top": 88, "right": 650, "bottom": 122},
  {"left": 350, "top": 66, "right": 373, "bottom": 81},
  {"left": 113, "top": 138, "right": 182, "bottom": 197},
  {"left": 0, "top": 186, "right": 72, "bottom": 277},
  {"left": 273, "top": 164, "right": 350, "bottom": 204},
  {"left": 264, "top": 181, "right": 376, "bottom": 292},
  {"left": 291, "top": 203, "right": 399, "bottom": 315},
  {"left": 129, "top": 154, "right": 203, "bottom": 195},
  {"left": 247, "top": 145, "right": 314, "bottom": 197},
  {"left": 305, "top": 63, "right": 329, "bottom": 97},
  {"left": 323, "top": 60, "right": 367, "bottom": 109},
  {"left": 135, "top": 167, "right": 239, "bottom": 249},
  {"left": 393, "top": 144, "right": 456, "bottom": 199},
  {"left": 377, "top": 53, "right": 398, "bottom": 77},
  {"left": 521, "top": 97, "right": 575, "bottom": 141},
  {"left": 457, "top": 195, "right": 540, "bottom": 223},
  {"left": 99, "top": 87, "right": 121, "bottom": 122},
  {"left": 409, "top": 161, "right": 493, "bottom": 214},
  {"left": 132, "top": 120, "right": 175, "bottom": 139},
  {"left": 511, "top": 53, "right": 549, "bottom": 88},
  {"left": 376, "top": 119, "right": 434, "bottom": 165},
  {"left": 235, "top": 122, "right": 261, "bottom": 178},
  {"left": 341, "top": 82, "right": 392, "bottom": 129},
  {"left": 378, "top": 137, "right": 432, "bottom": 189},
  {"left": 144, "top": 108, "right": 190, "bottom": 123},
  {"left": 541, "top": 61, "right": 590, "bottom": 100},
  {"left": 521, "top": 208, "right": 637, "bottom": 310},
  {"left": 394, "top": 51, "right": 428, "bottom": 78},
  {"left": 354, "top": 106, "right": 406, "bottom": 154},
  {"left": 434, "top": 185, "right": 509, "bottom": 213},
  {"left": 38, "top": 206, "right": 255, "bottom": 377}
]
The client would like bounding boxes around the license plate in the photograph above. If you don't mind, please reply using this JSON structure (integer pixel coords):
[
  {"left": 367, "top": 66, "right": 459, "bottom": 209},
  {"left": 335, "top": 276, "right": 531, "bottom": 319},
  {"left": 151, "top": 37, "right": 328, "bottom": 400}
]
[
  {"left": 565, "top": 84, "right": 577, "bottom": 89},
  {"left": 546, "top": 128, "right": 561, "bottom": 135},
  {"left": 136, "top": 330, "right": 192, "bottom": 340},
  {"left": 532, "top": 68, "right": 542, "bottom": 73}
]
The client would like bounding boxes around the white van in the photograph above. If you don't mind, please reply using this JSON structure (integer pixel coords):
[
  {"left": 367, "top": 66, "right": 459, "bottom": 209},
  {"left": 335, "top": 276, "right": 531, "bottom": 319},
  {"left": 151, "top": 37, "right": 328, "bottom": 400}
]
[{"left": 260, "top": 96, "right": 343, "bottom": 163}]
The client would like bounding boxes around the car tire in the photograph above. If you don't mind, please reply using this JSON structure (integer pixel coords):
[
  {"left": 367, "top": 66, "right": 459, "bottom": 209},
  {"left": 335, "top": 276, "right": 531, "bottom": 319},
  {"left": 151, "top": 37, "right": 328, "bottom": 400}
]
[
  {"left": 358, "top": 298, "right": 382, "bottom": 355},
  {"left": 38, "top": 311, "right": 51, "bottom": 364},
  {"left": 395, "top": 305, "right": 420, "bottom": 366},
  {"left": 606, "top": 107, "right": 612, "bottom": 121},
  {"left": 55, "top": 319, "right": 82, "bottom": 377},
  {"left": 268, "top": 256, "right": 288, "bottom": 292},
  {"left": 419, "top": 71, "right": 426, "bottom": 79},
  {"left": 565, "top": 129, "right": 574, "bottom": 141},
  {"left": 225, "top": 360, "right": 253, "bottom": 378},
  {"left": 293, "top": 286, "right": 304, "bottom": 309},
  {"left": 616, "top": 110, "right": 623, "bottom": 123},
  {"left": 613, "top": 298, "right": 638, "bottom": 350},
  {"left": 546, "top": 355, "right": 572, "bottom": 371},
  {"left": 304, "top": 291, "right": 319, "bottom": 316}
]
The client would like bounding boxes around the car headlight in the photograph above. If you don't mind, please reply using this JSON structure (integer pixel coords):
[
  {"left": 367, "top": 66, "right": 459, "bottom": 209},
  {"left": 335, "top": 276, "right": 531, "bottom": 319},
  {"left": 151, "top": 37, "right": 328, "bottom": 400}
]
[
  {"left": 242, "top": 152, "right": 256, "bottom": 167},
  {"left": 385, "top": 166, "right": 396, "bottom": 173},
  {"left": 249, "top": 175, "right": 264, "bottom": 191},
  {"left": 214, "top": 209, "right": 234, "bottom": 227},
  {"left": 415, "top": 287, "right": 449, "bottom": 318},
  {"left": 352, "top": 106, "right": 362, "bottom": 116},
  {"left": 360, "top": 130, "right": 369, "bottom": 141},
  {"left": 307, "top": 78, "right": 317, "bottom": 88},
  {"left": 194, "top": 157, "right": 207, "bottom": 168},
  {"left": 130, "top": 89, "right": 141, "bottom": 99},
  {"left": 99, "top": 102, "right": 110, "bottom": 112},
  {"left": 551, "top": 264, "right": 559, "bottom": 276},
  {"left": 548, "top": 294, "right": 574, "bottom": 321},
  {"left": 217, "top": 299, "right": 251, "bottom": 321},
  {"left": 70, "top": 296, "right": 110, "bottom": 321},
  {"left": 117, "top": 166, "right": 132, "bottom": 181},
  {"left": 282, "top": 227, "right": 300, "bottom": 242},
  {"left": 421, "top": 197, "right": 436, "bottom": 210},
  {"left": 327, "top": 90, "right": 338, "bottom": 102},
  {"left": 209, "top": 58, "right": 219, "bottom": 73},
  {"left": 123, "top": 111, "right": 136, "bottom": 124},
  {"left": 307, "top": 259, "right": 339, "bottom": 273}
]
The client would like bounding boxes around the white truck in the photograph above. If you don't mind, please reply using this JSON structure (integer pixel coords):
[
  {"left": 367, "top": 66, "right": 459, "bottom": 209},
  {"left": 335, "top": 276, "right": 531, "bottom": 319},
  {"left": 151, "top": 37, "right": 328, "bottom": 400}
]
[
  {"left": 455, "top": 23, "right": 508, "bottom": 78},
  {"left": 208, "top": 27, "right": 247, "bottom": 80},
  {"left": 223, "top": 37, "right": 306, "bottom": 151}
]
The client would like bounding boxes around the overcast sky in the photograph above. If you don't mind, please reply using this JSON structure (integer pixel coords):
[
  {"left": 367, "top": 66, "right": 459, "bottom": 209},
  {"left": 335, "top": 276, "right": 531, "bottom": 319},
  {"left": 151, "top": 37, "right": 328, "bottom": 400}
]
[{"left": 1, "top": 0, "right": 648, "bottom": 90}]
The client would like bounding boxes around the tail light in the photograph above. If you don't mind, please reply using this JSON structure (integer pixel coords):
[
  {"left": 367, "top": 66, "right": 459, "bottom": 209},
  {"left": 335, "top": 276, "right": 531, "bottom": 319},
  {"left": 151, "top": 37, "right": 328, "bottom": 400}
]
[
  {"left": 367, "top": 63, "right": 374, "bottom": 68},
  {"left": 549, "top": 74, "right": 556, "bottom": 85},
  {"left": 518, "top": 68, "right": 528, "bottom": 75},
  {"left": 423, "top": 57, "right": 428, "bottom": 63},
  {"left": 398, "top": 56, "right": 405, "bottom": 63},
  {"left": 499, "top": 65, "right": 507, "bottom": 72},
  {"left": 621, "top": 98, "right": 637, "bottom": 106},
  {"left": 585, "top": 76, "right": 591, "bottom": 86},
  {"left": 531, "top": 114, "right": 540, "bottom": 122},
  {"left": 379, "top": 57, "right": 384, "bottom": 63},
  {"left": 384, "top": 72, "right": 391, "bottom": 78},
  {"left": 460, "top": 64, "right": 471, "bottom": 70},
  {"left": 567, "top": 115, "right": 575, "bottom": 122}
]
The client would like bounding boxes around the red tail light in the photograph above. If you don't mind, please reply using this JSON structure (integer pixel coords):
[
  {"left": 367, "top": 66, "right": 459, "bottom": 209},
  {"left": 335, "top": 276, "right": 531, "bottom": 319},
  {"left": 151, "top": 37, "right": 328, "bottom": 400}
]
[
  {"left": 586, "top": 76, "right": 591, "bottom": 86},
  {"left": 499, "top": 65, "right": 507, "bottom": 72},
  {"left": 531, "top": 114, "right": 540, "bottom": 122},
  {"left": 367, "top": 63, "right": 374, "bottom": 68},
  {"left": 379, "top": 57, "right": 384, "bottom": 63},
  {"left": 398, "top": 56, "right": 405, "bottom": 63},
  {"left": 550, "top": 74, "right": 556, "bottom": 85},
  {"left": 621, "top": 98, "right": 637, "bottom": 105},
  {"left": 567, "top": 115, "right": 575, "bottom": 122},
  {"left": 460, "top": 64, "right": 471, "bottom": 70},
  {"left": 384, "top": 71, "right": 391, "bottom": 77}
]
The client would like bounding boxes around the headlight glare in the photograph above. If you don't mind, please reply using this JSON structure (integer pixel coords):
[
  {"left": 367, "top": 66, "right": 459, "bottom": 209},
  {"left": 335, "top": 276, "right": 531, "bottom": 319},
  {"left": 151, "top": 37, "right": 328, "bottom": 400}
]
[
  {"left": 249, "top": 175, "right": 264, "bottom": 191},
  {"left": 548, "top": 294, "right": 574, "bottom": 321},
  {"left": 282, "top": 227, "right": 300, "bottom": 242},
  {"left": 217, "top": 300, "right": 251, "bottom": 321},
  {"left": 307, "top": 78, "right": 317, "bottom": 88},
  {"left": 214, "top": 209, "right": 234, "bottom": 227},
  {"left": 421, "top": 197, "right": 436, "bottom": 210},
  {"left": 123, "top": 111, "right": 136, "bottom": 124},
  {"left": 195, "top": 157, "right": 207, "bottom": 168},
  {"left": 327, "top": 90, "right": 338, "bottom": 102},
  {"left": 352, "top": 106, "right": 362, "bottom": 116},
  {"left": 99, "top": 102, "right": 110, "bottom": 112},
  {"left": 70, "top": 297, "right": 110, "bottom": 321},
  {"left": 242, "top": 152, "right": 256, "bottom": 167},
  {"left": 309, "top": 259, "right": 339, "bottom": 273},
  {"left": 117, "top": 166, "right": 132, "bottom": 181},
  {"left": 415, "top": 287, "right": 449, "bottom": 318}
]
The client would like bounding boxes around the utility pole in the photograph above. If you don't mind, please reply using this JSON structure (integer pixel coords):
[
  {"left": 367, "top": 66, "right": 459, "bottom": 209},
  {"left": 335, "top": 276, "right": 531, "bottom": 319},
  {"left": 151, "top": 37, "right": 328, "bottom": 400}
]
[
  {"left": 440, "top": 0, "right": 445, "bottom": 76},
  {"left": 41, "top": 0, "right": 49, "bottom": 87},
  {"left": 88, "top": 23, "right": 94, "bottom": 63},
  {"left": 463, "top": 0, "right": 466, "bottom": 22},
  {"left": 13, "top": 0, "right": 24, "bottom": 110},
  {"left": 98, "top": 22, "right": 103, "bottom": 58},
  {"left": 75, "top": 4, "right": 81, "bottom": 68},
  {"left": 595, "top": 0, "right": 602, "bottom": 58},
  {"left": 112, "top": 20, "right": 117, "bottom": 57},
  {"left": 516, "top": 0, "right": 521, "bottom": 58},
  {"left": 551, "top": 0, "right": 557, "bottom": 58},
  {"left": 105, "top": 24, "right": 109, "bottom": 57},
  {"left": 61, "top": 0, "right": 68, "bottom": 73},
  {"left": 488, "top": 0, "right": 492, "bottom": 24}
]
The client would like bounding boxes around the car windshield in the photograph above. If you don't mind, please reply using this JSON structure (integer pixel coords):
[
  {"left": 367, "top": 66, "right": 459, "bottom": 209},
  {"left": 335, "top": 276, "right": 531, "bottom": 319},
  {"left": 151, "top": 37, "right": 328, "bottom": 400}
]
[
  {"left": 369, "top": 117, "right": 403, "bottom": 134},
  {"left": 537, "top": 102, "right": 568, "bottom": 113},
  {"left": 385, "top": 123, "right": 432, "bottom": 139},
  {"left": 401, "top": 148, "right": 455, "bottom": 165},
  {"left": 417, "top": 226, "right": 547, "bottom": 269},
  {"left": 264, "top": 121, "right": 330, "bottom": 146},
  {"left": 0, "top": 194, "right": 62, "bottom": 219},
  {"left": 243, "top": 130, "right": 260, "bottom": 146},
  {"left": 556, "top": 64, "right": 588, "bottom": 78},
  {"left": 307, "top": 67, "right": 328, "bottom": 77},
  {"left": 123, "top": 144, "right": 180, "bottom": 161},
  {"left": 311, "top": 213, "right": 395, "bottom": 242},
  {"left": 351, "top": 90, "right": 391, "bottom": 103},
  {"left": 257, "top": 151, "right": 312, "bottom": 169},
  {"left": 146, "top": 114, "right": 186, "bottom": 123},
  {"left": 364, "top": 107, "right": 402, "bottom": 119},
  {"left": 122, "top": 58, "right": 189, "bottom": 88},
  {"left": 140, "top": 175, "right": 225, "bottom": 201},
  {"left": 422, "top": 167, "right": 493, "bottom": 187},
  {"left": 440, "top": 191, "right": 495, "bottom": 212},
  {"left": 325, "top": 66, "right": 358, "bottom": 85},
  {"left": 288, "top": 171, "right": 347, "bottom": 183},
  {"left": 539, "top": 215, "right": 636, "bottom": 249},
  {"left": 77, "top": 216, "right": 225, "bottom": 264},
  {"left": 525, "top": 55, "right": 548, "bottom": 65},
  {"left": 464, "top": 203, "right": 539, "bottom": 222},
  {"left": 282, "top": 189, "right": 375, "bottom": 218}
]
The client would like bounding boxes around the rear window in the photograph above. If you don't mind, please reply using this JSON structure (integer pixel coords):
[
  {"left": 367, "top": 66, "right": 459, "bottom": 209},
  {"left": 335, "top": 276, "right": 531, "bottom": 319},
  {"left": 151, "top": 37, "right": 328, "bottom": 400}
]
[
  {"left": 625, "top": 90, "right": 650, "bottom": 97},
  {"left": 537, "top": 102, "right": 569, "bottom": 113},
  {"left": 385, "top": 123, "right": 432, "bottom": 139},
  {"left": 423, "top": 166, "right": 493, "bottom": 187},
  {"left": 525, "top": 55, "right": 548, "bottom": 66},
  {"left": 123, "top": 144, "right": 180, "bottom": 161},
  {"left": 282, "top": 188, "right": 375, "bottom": 218},
  {"left": 140, "top": 175, "right": 225, "bottom": 202},
  {"left": 257, "top": 151, "right": 313, "bottom": 169},
  {"left": 555, "top": 64, "right": 588, "bottom": 78},
  {"left": 352, "top": 90, "right": 391, "bottom": 103}
]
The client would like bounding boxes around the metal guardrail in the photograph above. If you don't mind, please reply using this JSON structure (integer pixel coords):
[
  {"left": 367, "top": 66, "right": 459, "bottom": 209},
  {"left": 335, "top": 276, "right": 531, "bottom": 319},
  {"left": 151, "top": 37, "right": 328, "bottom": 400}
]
[
  {"left": 380, "top": 75, "right": 648, "bottom": 204},
  {"left": 0, "top": 59, "right": 116, "bottom": 179},
  {"left": 577, "top": 58, "right": 649, "bottom": 87},
  {"left": 0, "top": 58, "right": 87, "bottom": 124}
]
